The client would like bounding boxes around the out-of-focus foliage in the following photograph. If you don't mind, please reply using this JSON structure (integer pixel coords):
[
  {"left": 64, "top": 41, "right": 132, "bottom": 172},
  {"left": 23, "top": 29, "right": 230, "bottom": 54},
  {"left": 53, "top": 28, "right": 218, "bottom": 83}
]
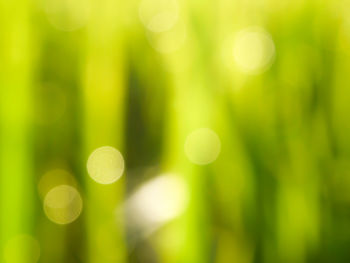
[{"left": 1, "top": 0, "right": 350, "bottom": 262}]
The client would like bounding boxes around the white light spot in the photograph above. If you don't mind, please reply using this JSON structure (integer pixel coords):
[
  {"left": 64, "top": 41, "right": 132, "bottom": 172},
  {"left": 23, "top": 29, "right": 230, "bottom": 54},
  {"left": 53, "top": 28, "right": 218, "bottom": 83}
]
[
  {"left": 44, "top": 185, "right": 83, "bottom": 225},
  {"left": 130, "top": 174, "right": 189, "bottom": 225},
  {"left": 45, "top": 0, "right": 90, "bottom": 31},
  {"left": 87, "top": 146, "right": 124, "bottom": 184},
  {"left": 232, "top": 27, "right": 275, "bottom": 74},
  {"left": 184, "top": 128, "right": 221, "bottom": 165},
  {"left": 4, "top": 235, "right": 40, "bottom": 263},
  {"left": 139, "top": 0, "right": 179, "bottom": 33}
]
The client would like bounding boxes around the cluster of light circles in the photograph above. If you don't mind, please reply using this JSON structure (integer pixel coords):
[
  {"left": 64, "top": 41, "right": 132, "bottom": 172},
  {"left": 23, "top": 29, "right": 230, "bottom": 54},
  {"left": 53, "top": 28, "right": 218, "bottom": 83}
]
[
  {"left": 139, "top": 0, "right": 186, "bottom": 53},
  {"left": 39, "top": 140, "right": 220, "bottom": 227},
  {"left": 39, "top": 146, "right": 125, "bottom": 225},
  {"left": 39, "top": 132, "right": 221, "bottom": 227}
]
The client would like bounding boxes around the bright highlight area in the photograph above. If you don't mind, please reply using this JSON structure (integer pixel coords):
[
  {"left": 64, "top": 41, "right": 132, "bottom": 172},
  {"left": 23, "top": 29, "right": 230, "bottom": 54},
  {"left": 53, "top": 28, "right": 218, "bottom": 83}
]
[
  {"left": 43, "top": 185, "right": 83, "bottom": 225},
  {"left": 87, "top": 146, "right": 125, "bottom": 184},
  {"left": 232, "top": 27, "right": 275, "bottom": 74},
  {"left": 129, "top": 174, "right": 189, "bottom": 225},
  {"left": 4, "top": 235, "right": 40, "bottom": 263},
  {"left": 185, "top": 128, "right": 221, "bottom": 165}
]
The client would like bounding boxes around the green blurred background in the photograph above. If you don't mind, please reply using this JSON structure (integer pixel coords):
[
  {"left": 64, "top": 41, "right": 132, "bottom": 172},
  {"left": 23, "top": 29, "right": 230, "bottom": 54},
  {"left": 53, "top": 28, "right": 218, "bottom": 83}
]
[{"left": 1, "top": 0, "right": 350, "bottom": 262}]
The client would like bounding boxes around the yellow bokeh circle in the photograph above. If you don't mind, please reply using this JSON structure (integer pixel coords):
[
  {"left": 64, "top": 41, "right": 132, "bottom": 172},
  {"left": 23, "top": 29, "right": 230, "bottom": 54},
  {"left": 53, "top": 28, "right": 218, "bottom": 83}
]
[{"left": 44, "top": 185, "right": 83, "bottom": 225}]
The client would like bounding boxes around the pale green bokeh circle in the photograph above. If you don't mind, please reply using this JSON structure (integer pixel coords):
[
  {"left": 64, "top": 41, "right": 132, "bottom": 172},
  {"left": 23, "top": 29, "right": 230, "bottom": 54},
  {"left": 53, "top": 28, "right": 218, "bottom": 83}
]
[
  {"left": 87, "top": 146, "right": 124, "bottom": 184},
  {"left": 233, "top": 27, "right": 275, "bottom": 74},
  {"left": 44, "top": 185, "right": 83, "bottom": 225},
  {"left": 184, "top": 128, "right": 221, "bottom": 165}
]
